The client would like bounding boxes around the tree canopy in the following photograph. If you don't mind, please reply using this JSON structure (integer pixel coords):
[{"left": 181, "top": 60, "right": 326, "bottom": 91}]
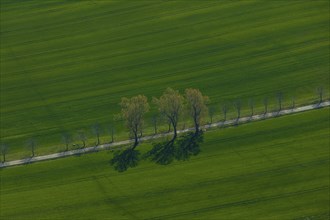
[
  {"left": 120, "top": 95, "right": 150, "bottom": 148},
  {"left": 153, "top": 88, "right": 184, "bottom": 140},
  {"left": 185, "top": 88, "right": 209, "bottom": 134}
]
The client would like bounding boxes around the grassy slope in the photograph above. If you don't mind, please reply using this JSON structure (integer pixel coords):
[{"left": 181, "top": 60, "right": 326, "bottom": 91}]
[
  {"left": 1, "top": 1, "right": 329, "bottom": 159},
  {"left": 1, "top": 108, "right": 329, "bottom": 220}
]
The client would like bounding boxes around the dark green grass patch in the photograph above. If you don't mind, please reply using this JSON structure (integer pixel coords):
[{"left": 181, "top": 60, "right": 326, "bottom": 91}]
[{"left": 0, "top": 108, "right": 329, "bottom": 219}]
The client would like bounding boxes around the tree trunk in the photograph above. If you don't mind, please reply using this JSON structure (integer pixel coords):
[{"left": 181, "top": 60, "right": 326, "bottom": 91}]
[
  {"left": 292, "top": 99, "right": 295, "bottom": 109},
  {"left": 3, "top": 154, "right": 5, "bottom": 162},
  {"left": 111, "top": 129, "right": 114, "bottom": 143},
  {"left": 172, "top": 125, "right": 177, "bottom": 141},
  {"left": 154, "top": 123, "right": 157, "bottom": 134},
  {"left": 194, "top": 118, "right": 199, "bottom": 135},
  {"left": 97, "top": 134, "right": 100, "bottom": 146},
  {"left": 66, "top": 143, "right": 69, "bottom": 151},
  {"left": 168, "top": 123, "right": 171, "bottom": 132},
  {"left": 153, "top": 117, "right": 157, "bottom": 134},
  {"left": 132, "top": 132, "right": 138, "bottom": 150}
]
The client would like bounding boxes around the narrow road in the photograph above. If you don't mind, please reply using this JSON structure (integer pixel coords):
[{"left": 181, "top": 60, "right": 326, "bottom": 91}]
[{"left": 1, "top": 101, "right": 329, "bottom": 168}]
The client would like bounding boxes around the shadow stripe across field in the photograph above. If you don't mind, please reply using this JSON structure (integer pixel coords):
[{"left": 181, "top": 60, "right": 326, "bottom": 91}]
[{"left": 145, "top": 186, "right": 329, "bottom": 220}]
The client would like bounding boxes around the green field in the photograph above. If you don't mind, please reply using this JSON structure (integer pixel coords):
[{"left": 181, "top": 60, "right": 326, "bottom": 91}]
[
  {"left": 1, "top": 1, "right": 329, "bottom": 159},
  {"left": 1, "top": 108, "right": 329, "bottom": 219}
]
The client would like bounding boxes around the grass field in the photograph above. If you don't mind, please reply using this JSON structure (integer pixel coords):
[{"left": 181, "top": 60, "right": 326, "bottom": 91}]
[
  {"left": 1, "top": 108, "right": 329, "bottom": 219},
  {"left": 1, "top": 1, "right": 329, "bottom": 159}
]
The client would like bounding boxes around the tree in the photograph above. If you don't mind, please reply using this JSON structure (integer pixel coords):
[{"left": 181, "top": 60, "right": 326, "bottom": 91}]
[
  {"left": 291, "top": 96, "right": 295, "bottom": 109},
  {"left": 167, "top": 118, "right": 172, "bottom": 132},
  {"left": 277, "top": 92, "right": 283, "bottom": 111},
  {"left": 317, "top": 87, "right": 323, "bottom": 104},
  {"left": 109, "top": 124, "right": 115, "bottom": 143},
  {"left": 185, "top": 88, "right": 209, "bottom": 134},
  {"left": 27, "top": 138, "right": 36, "bottom": 157},
  {"left": 77, "top": 131, "right": 87, "bottom": 148},
  {"left": 151, "top": 114, "right": 158, "bottom": 134},
  {"left": 263, "top": 97, "right": 268, "bottom": 114},
  {"left": 0, "top": 143, "right": 8, "bottom": 163},
  {"left": 120, "top": 95, "right": 150, "bottom": 149},
  {"left": 234, "top": 100, "right": 241, "bottom": 119},
  {"left": 249, "top": 98, "right": 254, "bottom": 116},
  {"left": 153, "top": 88, "right": 184, "bottom": 141},
  {"left": 61, "top": 132, "right": 72, "bottom": 151},
  {"left": 208, "top": 105, "right": 216, "bottom": 124},
  {"left": 222, "top": 104, "right": 228, "bottom": 121},
  {"left": 92, "top": 123, "right": 102, "bottom": 146}
]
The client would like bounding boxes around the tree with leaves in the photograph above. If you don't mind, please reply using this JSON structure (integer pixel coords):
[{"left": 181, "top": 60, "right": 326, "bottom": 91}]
[
  {"left": 185, "top": 88, "right": 209, "bottom": 134},
  {"left": 153, "top": 88, "right": 184, "bottom": 141},
  {"left": 167, "top": 118, "right": 172, "bottom": 132},
  {"left": 0, "top": 143, "right": 8, "bottom": 163},
  {"left": 120, "top": 95, "right": 150, "bottom": 149},
  {"left": 151, "top": 114, "right": 158, "bottom": 134}
]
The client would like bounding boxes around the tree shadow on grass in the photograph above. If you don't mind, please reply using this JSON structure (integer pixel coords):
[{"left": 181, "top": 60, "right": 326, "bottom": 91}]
[
  {"left": 110, "top": 148, "right": 140, "bottom": 172},
  {"left": 175, "top": 131, "right": 203, "bottom": 161},
  {"left": 145, "top": 131, "right": 204, "bottom": 165},
  {"left": 144, "top": 140, "right": 176, "bottom": 165}
]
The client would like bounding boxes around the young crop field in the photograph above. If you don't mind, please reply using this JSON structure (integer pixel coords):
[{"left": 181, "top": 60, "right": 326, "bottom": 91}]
[
  {"left": 0, "top": 1, "right": 329, "bottom": 160},
  {"left": 1, "top": 108, "right": 329, "bottom": 219}
]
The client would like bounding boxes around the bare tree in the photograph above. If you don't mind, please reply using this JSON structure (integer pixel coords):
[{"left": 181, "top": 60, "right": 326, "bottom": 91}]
[
  {"left": 249, "top": 98, "right": 254, "bottom": 116},
  {"left": 153, "top": 88, "right": 184, "bottom": 141},
  {"left": 27, "top": 138, "right": 36, "bottom": 157},
  {"left": 120, "top": 95, "right": 150, "bottom": 149},
  {"left": 317, "top": 87, "right": 323, "bottom": 104},
  {"left": 0, "top": 143, "right": 8, "bottom": 163},
  {"left": 185, "top": 88, "right": 209, "bottom": 134},
  {"left": 208, "top": 105, "right": 216, "bottom": 124},
  {"left": 92, "top": 123, "right": 102, "bottom": 146},
  {"left": 109, "top": 124, "right": 115, "bottom": 143},
  {"left": 291, "top": 96, "right": 295, "bottom": 109},
  {"left": 151, "top": 114, "right": 158, "bottom": 134},
  {"left": 277, "top": 92, "right": 283, "bottom": 111},
  {"left": 233, "top": 100, "right": 241, "bottom": 119},
  {"left": 263, "top": 97, "right": 268, "bottom": 114},
  {"left": 222, "top": 104, "right": 228, "bottom": 121},
  {"left": 77, "top": 131, "right": 87, "bottom": 148},
  {"left": 61, "top": 132, "right": 72, "bottom": 151}
]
